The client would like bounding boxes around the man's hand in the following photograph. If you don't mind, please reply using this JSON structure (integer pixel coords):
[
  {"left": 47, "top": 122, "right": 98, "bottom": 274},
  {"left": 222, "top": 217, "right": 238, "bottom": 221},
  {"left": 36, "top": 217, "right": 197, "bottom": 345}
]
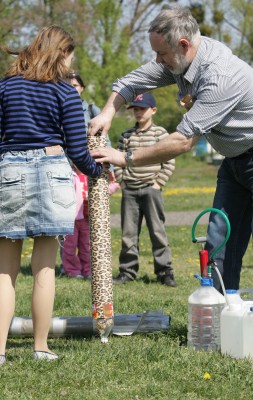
[
  {"left": 88, "top": 112, "right": 112, "bottom": 137},
  {"left": 90, "top": 147, "right": 126, "bottom": 167},
  {"left": 88, "top": 92, "right": 126, "bottom": 136}
]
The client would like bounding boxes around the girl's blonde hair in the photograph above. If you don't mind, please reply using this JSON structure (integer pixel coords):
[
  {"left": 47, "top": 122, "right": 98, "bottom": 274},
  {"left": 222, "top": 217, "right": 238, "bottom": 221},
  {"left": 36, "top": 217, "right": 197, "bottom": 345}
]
[{"left": 4, "top": 25, "right": 75, "bottom": 82}]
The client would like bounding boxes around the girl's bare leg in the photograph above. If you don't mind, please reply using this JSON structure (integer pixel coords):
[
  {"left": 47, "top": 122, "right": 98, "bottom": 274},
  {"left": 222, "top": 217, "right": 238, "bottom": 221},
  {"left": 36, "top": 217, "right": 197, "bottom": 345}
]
[
  {"left": 31, "top": 236, "right": 59, "bottom": 353},
  {"left": 0, "top": 238, "right": 23, "bottom": 355}
]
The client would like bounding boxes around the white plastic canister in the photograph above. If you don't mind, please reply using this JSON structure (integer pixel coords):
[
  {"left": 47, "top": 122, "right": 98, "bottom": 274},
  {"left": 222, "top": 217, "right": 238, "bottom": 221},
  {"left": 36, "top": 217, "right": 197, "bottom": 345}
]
[
  {"left": 221, "top": 293, "right": 253, "bottom": 359},
  {"left": 225, "top": 289, "right": 243, "bottom": 305},
  {"left": 242, "top": 306, "right": 253, "bottom": 358},
  {"left": 221, "top": 303, "right": 244, "bottom": 358}
]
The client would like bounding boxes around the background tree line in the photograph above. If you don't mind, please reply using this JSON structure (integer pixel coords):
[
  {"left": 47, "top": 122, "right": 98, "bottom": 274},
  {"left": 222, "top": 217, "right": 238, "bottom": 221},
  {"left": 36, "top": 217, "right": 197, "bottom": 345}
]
[{"left": 1, "top": 0, "right": 253, "bottom": 145}]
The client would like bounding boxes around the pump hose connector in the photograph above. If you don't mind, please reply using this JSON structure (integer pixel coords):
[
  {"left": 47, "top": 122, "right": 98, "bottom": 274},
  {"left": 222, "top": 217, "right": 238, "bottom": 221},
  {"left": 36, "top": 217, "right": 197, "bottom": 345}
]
[
  {"left": 191, "top": 208, "right": 231, "bottom": 260},
  {"left": 191, "top": 208, "right": 231, "bottom": 305}
]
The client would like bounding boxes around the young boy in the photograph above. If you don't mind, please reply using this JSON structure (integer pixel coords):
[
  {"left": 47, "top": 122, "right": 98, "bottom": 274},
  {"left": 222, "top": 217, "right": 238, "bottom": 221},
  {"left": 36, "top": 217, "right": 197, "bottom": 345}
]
[{"left": 113, "top": 92, "right": 176, "bottom": 286}]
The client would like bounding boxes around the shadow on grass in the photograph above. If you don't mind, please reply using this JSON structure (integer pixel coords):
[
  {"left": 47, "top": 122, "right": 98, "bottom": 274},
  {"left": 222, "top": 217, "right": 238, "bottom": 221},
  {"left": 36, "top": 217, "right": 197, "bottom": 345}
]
[
  {"left": 138, "top": 274, "right": 155, "bottom": 284},
  {"left": 137, "top": 273, "right": 175, "bottom": 285},
  {"left": 169, "top": 324, "right": 188, "bottom": 346}
]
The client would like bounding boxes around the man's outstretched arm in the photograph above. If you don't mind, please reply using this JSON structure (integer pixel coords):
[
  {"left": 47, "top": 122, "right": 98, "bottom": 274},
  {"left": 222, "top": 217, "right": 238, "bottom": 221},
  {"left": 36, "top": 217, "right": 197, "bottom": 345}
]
[{"left": 90, "top": 131, "right": 198, "bottom": 167}]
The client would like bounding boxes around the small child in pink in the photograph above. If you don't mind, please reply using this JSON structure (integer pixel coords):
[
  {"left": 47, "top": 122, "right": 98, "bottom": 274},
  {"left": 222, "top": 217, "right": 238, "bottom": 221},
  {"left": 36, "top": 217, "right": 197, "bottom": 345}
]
[
  {"left": 62, "top": 166, "right": 119, "bottom": 278},
  {"left": 62, "top": 167, "right": 91, "bottom": 278}
]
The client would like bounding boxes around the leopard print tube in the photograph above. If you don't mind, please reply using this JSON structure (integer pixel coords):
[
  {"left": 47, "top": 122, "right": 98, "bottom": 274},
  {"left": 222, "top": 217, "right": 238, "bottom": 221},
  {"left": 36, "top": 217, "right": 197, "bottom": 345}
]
[{"left": 88, "top": 135, "right": 114, "bottom": 343}]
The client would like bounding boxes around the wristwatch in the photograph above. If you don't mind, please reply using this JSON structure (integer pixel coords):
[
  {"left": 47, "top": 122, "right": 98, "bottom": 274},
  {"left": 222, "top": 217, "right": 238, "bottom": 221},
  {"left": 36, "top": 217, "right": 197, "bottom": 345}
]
[{"left": 124, "top": 150, "right": 134, "bottom": 167}]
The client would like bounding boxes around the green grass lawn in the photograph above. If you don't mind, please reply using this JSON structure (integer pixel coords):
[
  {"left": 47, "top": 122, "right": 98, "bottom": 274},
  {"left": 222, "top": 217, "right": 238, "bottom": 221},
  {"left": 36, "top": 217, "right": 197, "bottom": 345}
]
[{"left": 2, "top": 154, "right": 253, "bottom": 400}]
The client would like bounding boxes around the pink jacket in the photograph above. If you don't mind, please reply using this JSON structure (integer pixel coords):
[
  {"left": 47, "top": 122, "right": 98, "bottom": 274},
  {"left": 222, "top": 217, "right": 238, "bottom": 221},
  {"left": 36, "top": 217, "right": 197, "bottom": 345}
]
[
  {"left": 73, "top": 172, "right": 84, "bottom": 220},
  {"left": 74, "top": 171, "right": 120, "bottom": 220}
]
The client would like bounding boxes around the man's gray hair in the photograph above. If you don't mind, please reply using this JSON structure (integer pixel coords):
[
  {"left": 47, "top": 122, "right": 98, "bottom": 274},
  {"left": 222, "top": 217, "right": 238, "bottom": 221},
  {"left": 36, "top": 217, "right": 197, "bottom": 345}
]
[{"left": 149, "top": 7, "right": 200, "bottom": 49}]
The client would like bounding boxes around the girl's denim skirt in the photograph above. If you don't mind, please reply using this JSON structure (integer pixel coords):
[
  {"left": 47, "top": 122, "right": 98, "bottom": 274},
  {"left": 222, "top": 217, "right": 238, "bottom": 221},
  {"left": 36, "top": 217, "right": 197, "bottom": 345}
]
[{"left": 0, "top": 148, "right": 76, "bottom": 239}]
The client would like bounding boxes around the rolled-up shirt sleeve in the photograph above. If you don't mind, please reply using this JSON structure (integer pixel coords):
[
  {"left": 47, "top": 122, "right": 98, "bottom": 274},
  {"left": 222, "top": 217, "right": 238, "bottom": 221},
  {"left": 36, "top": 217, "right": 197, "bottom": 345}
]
[{"left": 112, "top": 59, "right": 176, "bottom": 102}]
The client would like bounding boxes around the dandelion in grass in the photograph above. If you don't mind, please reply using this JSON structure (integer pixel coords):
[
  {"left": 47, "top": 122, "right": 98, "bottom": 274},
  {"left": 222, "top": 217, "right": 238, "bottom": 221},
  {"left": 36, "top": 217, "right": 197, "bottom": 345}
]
[
  {"left": 203, "top": 372, "right": 211, "bottom": 380},
  {"left": 163, "top": 187, "right": 215, "bottom": 196}
]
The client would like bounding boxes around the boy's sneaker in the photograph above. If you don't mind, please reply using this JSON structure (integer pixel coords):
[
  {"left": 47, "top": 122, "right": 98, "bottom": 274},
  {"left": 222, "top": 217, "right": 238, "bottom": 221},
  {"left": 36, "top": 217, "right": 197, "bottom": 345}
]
[
  {"left": 113, "top": 273, "right": 134, "bottom": 284},
  {"left": 157, "top": 271, "right": 176, "bottom": 287}
]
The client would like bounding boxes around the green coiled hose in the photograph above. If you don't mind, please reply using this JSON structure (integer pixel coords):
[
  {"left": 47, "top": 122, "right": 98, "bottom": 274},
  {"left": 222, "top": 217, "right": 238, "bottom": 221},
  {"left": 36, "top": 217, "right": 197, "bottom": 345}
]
[{"left": 191, "top": 207, "right": 231, "bottom": 260}]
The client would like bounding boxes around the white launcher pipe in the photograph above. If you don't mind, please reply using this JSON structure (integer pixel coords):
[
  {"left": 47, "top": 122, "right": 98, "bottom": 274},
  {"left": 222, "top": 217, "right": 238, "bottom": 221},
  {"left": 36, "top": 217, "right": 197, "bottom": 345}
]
[{"left": 8, "top": 311, "right": 170, "bottom": 337}]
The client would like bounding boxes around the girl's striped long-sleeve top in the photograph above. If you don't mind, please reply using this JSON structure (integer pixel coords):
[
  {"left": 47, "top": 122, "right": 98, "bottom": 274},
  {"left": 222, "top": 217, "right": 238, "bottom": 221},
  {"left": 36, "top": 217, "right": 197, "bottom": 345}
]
[
  {"left": 0, "top": 75, "right": 102, "bottom": 177},
  {"left": 114, "top": 123, "right": 175, "bottom": 188}
]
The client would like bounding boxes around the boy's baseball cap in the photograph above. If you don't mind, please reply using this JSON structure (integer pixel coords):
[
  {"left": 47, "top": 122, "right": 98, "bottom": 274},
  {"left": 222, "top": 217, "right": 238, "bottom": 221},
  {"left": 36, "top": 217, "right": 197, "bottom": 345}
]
[{"left": 127, "top": 92, "right": 156, "bottom": 109}]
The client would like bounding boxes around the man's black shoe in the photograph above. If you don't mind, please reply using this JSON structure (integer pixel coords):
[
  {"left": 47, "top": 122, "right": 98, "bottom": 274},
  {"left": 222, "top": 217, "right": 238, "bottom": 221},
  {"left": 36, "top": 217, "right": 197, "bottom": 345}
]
[
  {"left": 157, "top": 271, "right": 176, "bottom": 287},
  {"left": 113, "top": 273, "right": 134, "bottom": 284}
]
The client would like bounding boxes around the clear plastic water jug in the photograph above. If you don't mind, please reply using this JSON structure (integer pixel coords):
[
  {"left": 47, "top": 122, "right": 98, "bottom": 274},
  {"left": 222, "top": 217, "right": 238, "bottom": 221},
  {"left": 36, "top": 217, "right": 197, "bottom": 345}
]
[{"left": 187, "top": 275, "right": 226, "bottom": 351}]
